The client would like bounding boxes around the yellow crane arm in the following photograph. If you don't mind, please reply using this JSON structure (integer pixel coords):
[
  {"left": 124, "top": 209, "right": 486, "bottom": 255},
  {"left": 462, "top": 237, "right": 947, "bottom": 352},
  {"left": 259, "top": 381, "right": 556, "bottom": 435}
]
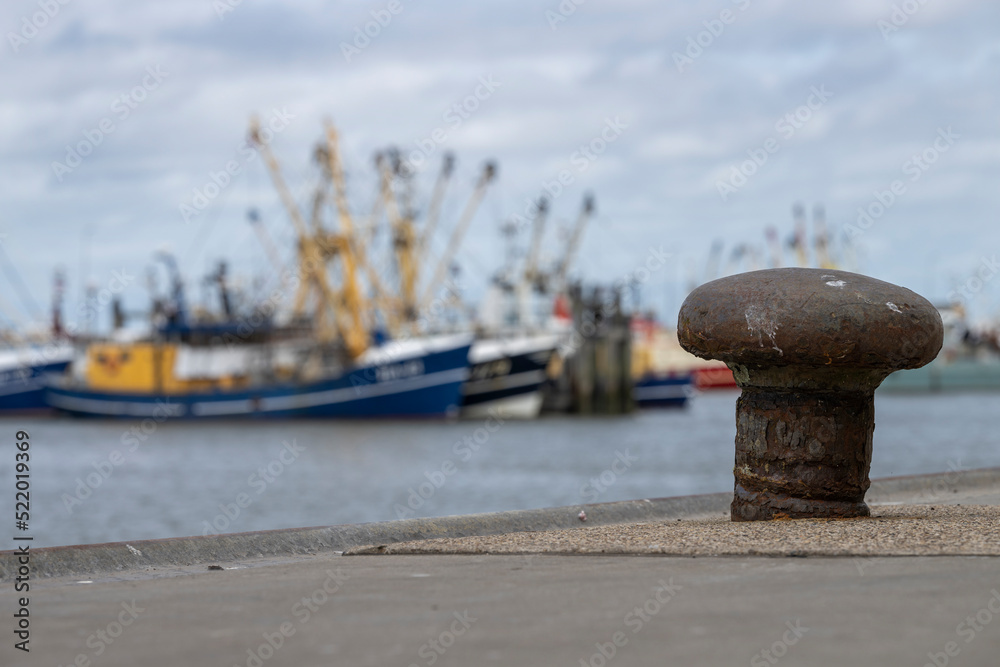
[
  {"left": 249, "top": 117, "right": 344, "bottom": 344},
  {"left": 378, "top": 157, "right": 419, "bottom": 319},
  {"left": 250, "top": 117, "right": 311, "bottom": 240},
  {"left": 249, "top": 118, "right": 318, "bottom": 320},
  {"left": 316, "top": 139, "right": 396, "bottom": 333},
  {"left": 360, "top": 175, "right": 384, "bottom": 251},
  {"left": 321, "top": 121, "right": 369, "bottom": 357}
]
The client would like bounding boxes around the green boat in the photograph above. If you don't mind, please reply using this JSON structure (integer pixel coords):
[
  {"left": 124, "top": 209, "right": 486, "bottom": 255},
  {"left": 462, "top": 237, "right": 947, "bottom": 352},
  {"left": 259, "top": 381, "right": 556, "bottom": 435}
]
[
  {"left": 880, "top": 304, "right": 1000, "bottom": 393},
  {"left": 880, "top": 357, "right": 1000, "bottom": 392}
]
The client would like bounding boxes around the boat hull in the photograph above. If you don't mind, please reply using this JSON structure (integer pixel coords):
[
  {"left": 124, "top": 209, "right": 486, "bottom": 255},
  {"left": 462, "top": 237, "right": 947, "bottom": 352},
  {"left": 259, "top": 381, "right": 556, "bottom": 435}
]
[
  {"left": 693, "top": 364, "right": 737, "bottom": 390},
  {"left": 0, "top": 355, "right": 72, "bottom": 413},
  {"left": 879, "top": 357, "right": 1000, "bottom": 392},
  {"left": 634, "top": 372, "right": 693, "bottom": 408},
  {"left": 45, "top": 340, "right": 471, "bottom": 419},
  {"left": 460, "top": 335, "right": 559, "bottom": 419}
]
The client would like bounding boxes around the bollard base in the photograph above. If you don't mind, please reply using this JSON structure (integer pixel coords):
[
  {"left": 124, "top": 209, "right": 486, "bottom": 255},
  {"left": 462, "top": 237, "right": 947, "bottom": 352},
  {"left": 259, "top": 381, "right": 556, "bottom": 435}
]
[
  {"left": 731, "top": 483, "right": 870, "bottom": 521},
  {"left": 730, "top": 380, "right": 876, "bottom": 522}
]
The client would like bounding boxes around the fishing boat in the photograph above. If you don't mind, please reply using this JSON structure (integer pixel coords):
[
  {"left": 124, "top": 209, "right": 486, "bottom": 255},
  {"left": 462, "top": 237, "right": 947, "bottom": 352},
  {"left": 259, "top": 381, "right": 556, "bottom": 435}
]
[
  {"left": 0, "top": 343, "right": 73, "bottom": 412},
  {"left": 461, "top": 333, "right": 560, "bottom": 418},
  {"left": 631, "top": 316, "right": 695, "bottom": 408},
  {"left": 632, "top": 371, "right": 693, "bottom": 407},
  {"left": 689, "top": 359, "right": 737, "bottom": 390},
  {"left": 45, "top": 334, "right": 471, "bottom": 419},
  {"left": 0, "top": 258, "right": 75, "bottom": 412},
  {"left": 469, "top": 194, "right": 599, "bottom": 416},
  {"left": 879, "top": 356, "right": 1000, "bottom": 392},
  {"left": 879, "top": 304, "right": 1000, "bottom": 392},
  {"left": 45, "top": 120, "right": 498, "bottom": 420}
]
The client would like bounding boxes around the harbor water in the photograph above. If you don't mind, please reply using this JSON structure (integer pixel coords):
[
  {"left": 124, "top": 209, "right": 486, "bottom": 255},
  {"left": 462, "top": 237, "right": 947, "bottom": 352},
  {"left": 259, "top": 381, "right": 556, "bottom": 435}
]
[{"left": 4, "top": 391, "right": 999, "bottom": 548}]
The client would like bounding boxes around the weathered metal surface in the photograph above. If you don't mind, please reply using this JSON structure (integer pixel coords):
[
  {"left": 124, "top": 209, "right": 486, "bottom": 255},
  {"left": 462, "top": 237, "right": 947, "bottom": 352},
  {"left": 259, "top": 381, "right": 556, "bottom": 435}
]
[
  {"left": 678, "top": 268, "right": 944, "bottom": 521},
  {"left": 677, "top": 268, "right": 942, "bottom": 371},
  {"left": 733, "top": 385, "right": 874, "bottom": 520}
]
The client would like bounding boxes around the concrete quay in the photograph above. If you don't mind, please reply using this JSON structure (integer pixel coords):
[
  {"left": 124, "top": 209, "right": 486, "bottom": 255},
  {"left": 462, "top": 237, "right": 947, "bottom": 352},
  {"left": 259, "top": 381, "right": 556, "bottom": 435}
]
[{"left": 2, "top": 468, "right": 999, "bottom": 666}]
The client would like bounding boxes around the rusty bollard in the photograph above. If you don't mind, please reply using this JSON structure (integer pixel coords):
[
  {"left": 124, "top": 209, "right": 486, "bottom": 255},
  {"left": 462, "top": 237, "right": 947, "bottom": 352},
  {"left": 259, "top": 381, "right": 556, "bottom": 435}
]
[{"left": 678, "top": 268, "right": 943, "bottom": 521}]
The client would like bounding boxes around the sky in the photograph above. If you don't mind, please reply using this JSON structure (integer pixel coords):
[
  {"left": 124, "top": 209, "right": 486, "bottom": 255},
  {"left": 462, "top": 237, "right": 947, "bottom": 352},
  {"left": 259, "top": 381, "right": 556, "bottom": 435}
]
[{"left": 1, "top": 0, "right": 999, "bottom": 334}]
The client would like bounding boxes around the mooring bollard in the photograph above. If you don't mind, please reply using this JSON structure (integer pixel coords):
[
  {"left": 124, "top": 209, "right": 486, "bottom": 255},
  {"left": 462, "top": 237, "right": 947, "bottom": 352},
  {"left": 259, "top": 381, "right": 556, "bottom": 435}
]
[{"left": 677, "top": 268, "right": 943, "bottom": 521}]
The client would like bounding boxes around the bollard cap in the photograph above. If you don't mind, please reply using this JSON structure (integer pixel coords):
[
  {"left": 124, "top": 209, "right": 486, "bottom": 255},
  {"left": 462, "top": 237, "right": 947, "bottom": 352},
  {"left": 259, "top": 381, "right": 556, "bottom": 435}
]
[{"left": 677, "top": 268, "right": 943, "bottom": 371}]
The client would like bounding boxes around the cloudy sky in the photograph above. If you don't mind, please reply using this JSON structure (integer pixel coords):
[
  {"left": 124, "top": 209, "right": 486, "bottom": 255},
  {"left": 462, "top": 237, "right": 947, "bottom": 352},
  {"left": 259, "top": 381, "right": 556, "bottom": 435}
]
[{"left": 2, "top": 0, "right": 999, "bottom": 333}]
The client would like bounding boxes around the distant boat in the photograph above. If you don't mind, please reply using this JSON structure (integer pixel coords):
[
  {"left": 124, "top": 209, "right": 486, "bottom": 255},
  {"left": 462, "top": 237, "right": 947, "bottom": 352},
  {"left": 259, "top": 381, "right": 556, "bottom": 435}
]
[
  {"left": 461, "top": 334, "right": 560, "bottom": 419},
  {"left": 880, "top": 304, "right": 1000, "bottom": 393},
  {"left": 45, "top": 335, "right": 471, "bottom": 419},
  {"left": 691, "top": 363, "right": 737, "bottom": 390},
  {"left": 633, "top": 371, "right": 693, "bottom": 408},
  {"left": 0, "top": 344, "right": 74, "bottom": 413},
  {"left": 630, "top": 317, "right": 700, "bottom": 408},
  {"left": 880, "top": 357, "right": 1000, "bottom": 393}
]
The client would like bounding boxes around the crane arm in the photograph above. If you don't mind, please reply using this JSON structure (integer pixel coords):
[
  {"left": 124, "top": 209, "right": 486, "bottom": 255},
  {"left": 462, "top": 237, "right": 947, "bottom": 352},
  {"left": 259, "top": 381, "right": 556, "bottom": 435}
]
[
  {"left": 320, "top": 121, "right": 369, "bottom": 357},
  {"left": 378, "top": 156, "right": 420, "bottom": 319},
  {"left": 248, "top": 117, "right": 344, "bottom": 344},
  {"left": 250, "top": 117, "right": 311, "bottom": 240},
  {"left": 419, "top": 162, "right": 496, "bottom": 310},
  {"left": 553, "top": 193, "right": 594, "bottom": 290},
  {"left": 419, "top": 152, "right": 455, "bottom": 254},
  {"left": 521, "top": 196, "right": 549, "bottom": 287},
  {"left": 319, "top": 139, "right": 394, "bottom": 330}
]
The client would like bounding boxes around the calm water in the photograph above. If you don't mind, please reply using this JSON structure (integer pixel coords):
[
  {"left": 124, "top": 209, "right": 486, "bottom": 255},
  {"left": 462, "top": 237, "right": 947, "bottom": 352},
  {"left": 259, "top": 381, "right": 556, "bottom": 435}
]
[{"left": 3, "top": 391, "right": 999, "bottom": 548}]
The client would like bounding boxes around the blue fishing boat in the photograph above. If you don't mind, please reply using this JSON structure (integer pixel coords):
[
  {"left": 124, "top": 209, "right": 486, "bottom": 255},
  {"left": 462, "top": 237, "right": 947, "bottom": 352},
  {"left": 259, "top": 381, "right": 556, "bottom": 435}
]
[
  {"left": 0, "top": 345, "right": 74, "bottom": 413},
  {"left": 632, "top": 372, "right": 693, "bottom": 408},
  {"left": 631, "top": 318, "right": 695, "bottom": 408},
  {"left": 44, "top": 121, "right": 503, "bottom": 420},
  {"left": 45, "top": 335, "right": 471, "bottom": 419}
]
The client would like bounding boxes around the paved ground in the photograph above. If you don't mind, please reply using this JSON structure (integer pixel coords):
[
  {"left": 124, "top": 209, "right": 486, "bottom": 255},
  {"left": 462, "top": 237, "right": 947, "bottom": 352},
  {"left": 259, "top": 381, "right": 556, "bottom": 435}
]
[
  {"left": 6, "top": 553, "right": 1000, "bottom": 666},
  {"left": 2, "top": 477, "right": 999, "bottom": 666}
]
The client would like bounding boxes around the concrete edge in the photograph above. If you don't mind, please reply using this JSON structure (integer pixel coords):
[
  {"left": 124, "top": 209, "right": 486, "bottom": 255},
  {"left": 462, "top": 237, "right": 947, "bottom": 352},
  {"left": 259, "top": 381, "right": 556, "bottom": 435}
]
[
  {"left": 0, "top": 493, "right": 730, "bottom": 581},
  {"left": 866, "top": 466, "right": 999, "bottom": 502},
  {"left": 4, "top": 467, "right": 998, "bottom": 580}
]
